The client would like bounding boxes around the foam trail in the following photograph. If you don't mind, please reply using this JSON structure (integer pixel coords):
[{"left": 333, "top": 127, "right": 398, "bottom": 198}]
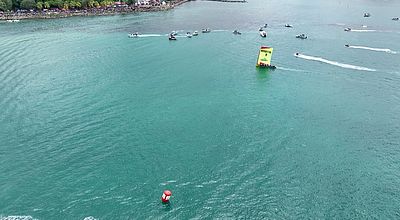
[
  {"left": 347, "top": 45, "right": 397, "bottom": 54},
  {"left": 137, "top": 34, "right": 166, "bottom": 37},
  {"left": 350, "top": 29, "right": 377, "bottom": 32},
  {"left": 276, "top": 66, "right": 307, "bottom": 72},
  {"left": 294, "top": 53, "right": 376, "bottom": 72}
]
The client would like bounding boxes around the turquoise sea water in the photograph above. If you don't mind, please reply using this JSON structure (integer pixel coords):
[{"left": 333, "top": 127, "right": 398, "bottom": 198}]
[{"left": 1, "top": 0, "right": 400, "bottom": 219}]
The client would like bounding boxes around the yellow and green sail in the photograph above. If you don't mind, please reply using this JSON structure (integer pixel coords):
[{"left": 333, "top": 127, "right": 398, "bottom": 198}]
[{"left": 256, "top": 46, "right": 273, "bottom": 67}]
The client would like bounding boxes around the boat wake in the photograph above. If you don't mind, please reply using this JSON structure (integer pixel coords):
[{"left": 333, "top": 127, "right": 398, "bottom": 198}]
[
  {"left": 294, "top": 53, "right": 376, "bottom": 72},
  {"left": 347, "top": 45, "right": 397, "bottom": 54},
  {"left": 276, "top": 66, "right": 307, "bottom": 72},
  {"left": 349, "top": 29, "right": 377, "bottom": 32},
  {"left": 137, "top": 34, "right": 166, "bottom": 37}
]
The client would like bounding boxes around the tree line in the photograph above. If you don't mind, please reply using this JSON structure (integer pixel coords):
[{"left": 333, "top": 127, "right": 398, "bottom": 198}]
[{"left": 0, "top": 0, "right": 136, "bottom": 11}]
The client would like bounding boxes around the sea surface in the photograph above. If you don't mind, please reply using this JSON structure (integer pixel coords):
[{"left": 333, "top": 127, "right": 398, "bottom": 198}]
[{"left": 1, "top": 0, "right": 400, "bottom": 219}]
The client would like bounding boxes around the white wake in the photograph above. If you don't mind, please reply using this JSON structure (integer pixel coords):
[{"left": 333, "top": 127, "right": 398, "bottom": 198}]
[
  {"left": 294, "top": 53, "right": 376, "bottom": 72},
  {"left": 347, "top": 45, "right": 397, "bottom": 54}
]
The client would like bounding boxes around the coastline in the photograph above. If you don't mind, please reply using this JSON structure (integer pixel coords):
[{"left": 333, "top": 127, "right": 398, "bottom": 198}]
[{"left": 0, "top": 0, "right": 189, "bottom": 20}]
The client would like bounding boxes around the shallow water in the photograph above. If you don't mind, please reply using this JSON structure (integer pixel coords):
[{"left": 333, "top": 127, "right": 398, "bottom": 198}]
[{"left": 1, "top": 0, "right": 400, "bottom": 219}]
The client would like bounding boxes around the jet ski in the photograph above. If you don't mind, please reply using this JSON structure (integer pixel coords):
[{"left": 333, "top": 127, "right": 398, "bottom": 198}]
[
  {"left": 233, "top": 30, "right": 242, "bottom": 35},
  {"left": 259, "top": 27, "right": 264, "bottom": 31},
  {"left": 345, "top": 44, "right": 350, "bottom": 47},
  {"left": 294, "top": 52, "right": 300, "bottom": 57},
  {"left": 264, "top": 24, "right": 268, "bottom": 28},
  {"left": 192, "top": 31, "right": 199, "bottom": 36},
  {"left": 186, "top": 32, "right": 192, "bottom": 38},
  {"left": 202, "top": 28, "right": 211, "bottom": 33},
  {"left": 169, "top": 34, "right": 177, "bottom": 40},
  {"left": 285, "top": 24, "right": 293, "bottom": 28},
  {"left": 364, "top": 13, "right": 371, "bottom": 17},
  {"left": 344, "top": 28, "right": 351, "bottom": 32},
  {"left": 392, "top": 17, "right": 399, "bottom": 21},
  {"left": 260, "top": 30, "right": 267, "bottom": 37},
  {"left": 295, "top": 34, "right": 307, "bottom": 39}
]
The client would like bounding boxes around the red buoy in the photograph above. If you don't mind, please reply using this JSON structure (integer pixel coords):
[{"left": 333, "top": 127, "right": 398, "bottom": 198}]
[{"left": 161, "top": 190, "right": 172, "bottom": 203}]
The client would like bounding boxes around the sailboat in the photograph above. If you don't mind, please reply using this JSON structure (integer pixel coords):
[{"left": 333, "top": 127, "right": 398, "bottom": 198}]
[{"left": 256, "top": 46, "right": 276, "bottom": 69}]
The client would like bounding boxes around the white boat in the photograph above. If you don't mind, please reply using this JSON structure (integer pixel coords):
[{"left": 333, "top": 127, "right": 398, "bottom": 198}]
[
  {"left": 186, "top": 32, "right": 192, "bottom": 38},
  {"left": 202, "top": 28, "right": 211, "bottom": 33},
  {"left": 192, "top": 31, "right": 199, "bottom": 36},
  {"left": 259, "top": 30, "right": 267, "bottom": 37},
  {"left": 344, "top": 27, "right": 351, "bottom": 32},
  {"left": 364, "top": 13, "right": 370, "bottom": 17},
  {"left": 295, "top": 34, "right": 307, "bottom": 39},
  {"left": 6, "top": 19, "right": 20, "bottom": 23},
  {"left": 128, "top": 32, "right": 139, "bottom": 38}
]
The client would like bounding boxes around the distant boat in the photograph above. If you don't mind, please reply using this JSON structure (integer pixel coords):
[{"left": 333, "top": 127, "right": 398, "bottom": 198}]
[
  {"left": 295, "top": 33, "right": 307, "bottom": 39},
  {"left": 186, "top": 32, "right": 192, "bottom": 38},
  {"left": 392, "top": 17, "right": 399, "bottom": 21},
  {"left": 128, "top": 32, "right": 139, "bottom": 38},
  {"left": 259, "top": 30, "right": 267, "bottom": 37},
  {"left": 344, "top": 27, "right": 351, "bottom": 32},
  {"left": 169, "top": 34, "right": 177, "bottom": 40},
  {"left": 263, "top": 24, "right": 268, "bottom": 28},
  {"left": 285, "top": 24, "right": 293, "bottom": 28},
  {"left": 6, "top": 19, "right": 20, "bottom": 23},
  {"left": 192, "top": 31, "right": 199, "bottom": 36},
  {"left": 364, "top": 13, "right": 371, "bottom": 17},
  {"left": 202, "top": 28, "right": 211, "bottom": 33},
  {"left": 256, "top": 46, "right": 276, "bottom": 69},
  {"left": 233, "top": 30, "right": 242, "bottom": 35},
  {"left": 171, "top": 31, "right": 178, "bottom": 36}
]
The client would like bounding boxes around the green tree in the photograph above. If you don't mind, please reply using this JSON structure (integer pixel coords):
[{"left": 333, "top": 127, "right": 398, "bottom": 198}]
[
  {"left": 20, "top": 0, "right": 35, "bottom": 9},
  {"left": 43, "top": 1, "right": 49, "bottom": 8},
  {"left": 0, "top": 0, "right": 12, "bottom": 11},
  {"left": 36, "top": 1, "right": 43, "bottom": 10}
]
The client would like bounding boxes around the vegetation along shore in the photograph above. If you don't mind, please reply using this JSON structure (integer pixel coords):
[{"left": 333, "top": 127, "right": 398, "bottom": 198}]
[{"left": 0, "top": 0, "right": 188, "bottom": 20}]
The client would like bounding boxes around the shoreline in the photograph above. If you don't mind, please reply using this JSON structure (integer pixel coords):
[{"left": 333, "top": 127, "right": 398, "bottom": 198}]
[{"left": 0, "top": 0, "right": 189, "bottom": 21}]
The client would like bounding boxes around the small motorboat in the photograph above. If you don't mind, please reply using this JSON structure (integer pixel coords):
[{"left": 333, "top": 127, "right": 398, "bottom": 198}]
[
  {"left": 233, "top": 30, "right": 242, "bottom": 35},
  {"left": 295, "top": 34, "right": 307, "bottom": 39},
  {"left": 364, "top": 13, "right": 371, "bottom": 17},
  {"left": 202, "top": 28, "right": 211, "bottom": 33},
  {"left": 259, "top": 63, "right": 276, "bottom": 69},
  {"left": 259, "top": 30, "right": 267, "bottom": 37},
  {"left": 344, "top": 27, "right": 351, "bottom": 32},
  {"left": 345, "top": 44, "right": 350, "bottom": 47},
  {"left": 392, "top": 17, "right": 399, "bottom": 21},
  {"left": 128, "top": 32, "right": 139, "bottom": 38},
  {"left": 186, "top": 32, "right": 192, "bottom": 38},
  {"left": 192, "top": 31, "right": 199, "bottom": 36},
  {"left": 285, "top": 24, "right": 293, "bottom": 28},
  {"left": 169, "top": 34, "right": 177, "bottom": 41}
]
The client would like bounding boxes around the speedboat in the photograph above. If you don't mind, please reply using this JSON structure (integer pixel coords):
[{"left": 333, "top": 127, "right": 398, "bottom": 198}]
[
  {"left": 202, "top": 28, "right": 211, "bottom": 33},
  {"left": 186, "top": 32, "right": 192, "bottom": 38},
  {"left": 169, "top": 34, "right": 177, "bottom": 40},
  {"left": 233, "top": 30, "right": 242, "bottom": 35},
  {"left": 128, "top": 32, "right": 139, "bottom": 38},
  {"left": 285, "top": 24, "right": 293, "bottom": 28},
  {"left": 364, "top": 13, "right": 370, "bottom": 17},
  {"left": 392, "top": 17, "right": 399, "bottom": 21},
  {"left": 344, "top": 27, "right": 351, "bottom": 32},
  {"left": 259, "top": 30, "right": 267, "bottom": 37},
  {"left": 295, "top": 34, "right": 307, "bottom": 39},
  {"left": 193, "top": 31, "right": 199, "bottom": 36}
]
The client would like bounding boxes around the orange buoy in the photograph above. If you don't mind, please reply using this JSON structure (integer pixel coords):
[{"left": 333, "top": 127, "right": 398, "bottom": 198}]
[{"left": 161, "top": 190, "right": 172, "bottom": 203}]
